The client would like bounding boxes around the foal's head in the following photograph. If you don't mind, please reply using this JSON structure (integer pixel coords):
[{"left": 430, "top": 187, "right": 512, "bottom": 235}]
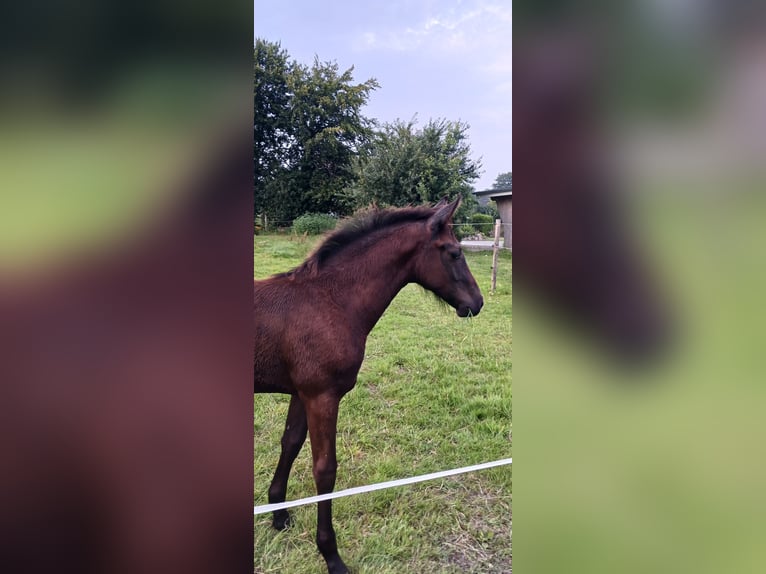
[{"left": 413, "top": 199, "right": 484, "bottom": 317}]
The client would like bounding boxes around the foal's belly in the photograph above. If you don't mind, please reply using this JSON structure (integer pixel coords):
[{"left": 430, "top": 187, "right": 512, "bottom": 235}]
[
  {"left": 253, "top": 373, "right": 295, "bottom": 394},
  {"left": 254, "top": 352, "right": 295, "bottom": 394},
  {"left": 254, "top": 306, "right": 297, "bottom": 393},
  {"left": 253, "top": 382, "right": 295, "bottom": 394}
]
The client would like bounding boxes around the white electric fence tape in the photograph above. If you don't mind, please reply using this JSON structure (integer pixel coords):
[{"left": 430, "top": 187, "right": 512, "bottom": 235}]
[{"left": 254, "top": 457, "right": 511, "bottom": 515}]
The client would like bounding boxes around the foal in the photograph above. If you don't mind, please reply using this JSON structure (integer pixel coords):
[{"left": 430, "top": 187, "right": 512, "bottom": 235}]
[{"left": 254, "top": 198, "right": 483, "bottom": 574}]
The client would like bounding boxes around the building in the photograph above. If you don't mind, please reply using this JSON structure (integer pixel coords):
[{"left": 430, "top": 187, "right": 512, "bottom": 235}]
[{"left": 473, "top": 186, "right": 512, "bottom": 250}]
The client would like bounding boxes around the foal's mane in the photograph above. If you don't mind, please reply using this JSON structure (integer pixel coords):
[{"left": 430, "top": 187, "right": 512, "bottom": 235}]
[{"left": 280, "top": 205, "right": 435, "bottom": 278}]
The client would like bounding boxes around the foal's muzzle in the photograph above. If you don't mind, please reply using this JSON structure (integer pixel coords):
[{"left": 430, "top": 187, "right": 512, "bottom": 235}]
[{"left": 457, "top": 296, "right": 484, "bottom": 317}]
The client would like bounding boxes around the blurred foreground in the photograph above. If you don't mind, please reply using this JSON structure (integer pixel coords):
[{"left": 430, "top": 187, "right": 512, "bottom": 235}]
[
  {"left": 0, "top": 2, "right": 253, "bottom": 573},
  {"left": 515, "top": 1, "right": 766, "bottom": 572}
]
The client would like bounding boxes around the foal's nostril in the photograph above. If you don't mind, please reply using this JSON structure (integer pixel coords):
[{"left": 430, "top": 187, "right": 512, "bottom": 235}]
[{"left": 466, "top": 296, "right": 484, "bottom": 316}]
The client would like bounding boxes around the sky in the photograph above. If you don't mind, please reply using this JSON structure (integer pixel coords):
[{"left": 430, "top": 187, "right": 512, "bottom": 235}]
[{"left": 254, "top": 0, "right": 512, "bottom": 191}]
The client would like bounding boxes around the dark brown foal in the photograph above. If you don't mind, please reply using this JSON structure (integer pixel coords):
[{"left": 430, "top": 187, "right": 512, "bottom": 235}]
[{"left": 254, "top": 199, "right": 483, "bottom": 574}]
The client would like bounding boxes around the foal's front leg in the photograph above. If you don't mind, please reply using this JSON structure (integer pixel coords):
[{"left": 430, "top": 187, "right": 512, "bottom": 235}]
[
  {"left": 268, "top": 395, "right": 308, "bottom": 530},
  {"left": 303, "top": 392, "right": 349, "bottom": 574}
]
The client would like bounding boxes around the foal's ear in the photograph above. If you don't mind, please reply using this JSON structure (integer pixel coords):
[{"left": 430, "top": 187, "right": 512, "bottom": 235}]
[{"left": 428, "top": 197, "right": 461, "bottom": 233}]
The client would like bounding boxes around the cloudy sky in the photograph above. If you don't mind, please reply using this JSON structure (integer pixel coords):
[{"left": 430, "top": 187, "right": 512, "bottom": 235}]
[{"left": 254, "top": 0, "right": 512, "bottom": 191}]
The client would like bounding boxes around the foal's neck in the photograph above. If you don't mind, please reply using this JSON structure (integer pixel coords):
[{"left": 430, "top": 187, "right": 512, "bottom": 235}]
[{"left": 324, "top": 225, "right": 421, "bottom": 335}]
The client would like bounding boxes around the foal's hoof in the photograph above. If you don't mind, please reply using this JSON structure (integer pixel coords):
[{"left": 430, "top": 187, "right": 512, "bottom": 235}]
[
  {"left": 326, "top": 556, "right": 350, "bottom": 574},
  {"left": 272, "top": 510, "right": 292, "bottom": 531}
]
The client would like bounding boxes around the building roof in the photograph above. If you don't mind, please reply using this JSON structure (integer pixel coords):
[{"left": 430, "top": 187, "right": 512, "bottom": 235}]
[{"left": 473, "top": 186, "right": 512, "bottom": 199}]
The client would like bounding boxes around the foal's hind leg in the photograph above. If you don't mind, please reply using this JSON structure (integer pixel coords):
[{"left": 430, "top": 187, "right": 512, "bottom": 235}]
[{"left": 268, "top": 395, "right": 308, "bottom": 530}]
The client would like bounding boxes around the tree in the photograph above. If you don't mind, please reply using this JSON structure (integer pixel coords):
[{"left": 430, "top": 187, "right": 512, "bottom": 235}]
[
  {"left": 254, "top": 39, "right": 379, "bottom": 224},
  {"left": 493, "top": 171, "right": 512, "bottom": 189},
  {"left": 351, "top": 117, "right": 482, "bottom": 210},
  {"left": 254, "top": 39, "right": 292, "bottom": 221},
  {"left": 282, "top": 58, "right": 379, "bottom": 219}
]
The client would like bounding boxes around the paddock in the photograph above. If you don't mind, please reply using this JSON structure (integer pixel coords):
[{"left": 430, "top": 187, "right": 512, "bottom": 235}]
[{"left": 254, "top": 233, "right": 512, "bottom": 573}]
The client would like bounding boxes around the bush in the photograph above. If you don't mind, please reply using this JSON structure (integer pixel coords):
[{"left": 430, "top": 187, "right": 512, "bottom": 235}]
[
  {"left": 453, "top": 223, "right": 474, "bottom": 241},
  {"left": 292, "top": 213, "right": 337, "bottom": 235},
  {"left": 470, "top": 213, "right": 496, "bottom": 234},
  {"left": 471, "top": 213, "right": 495, "bottom": 223},
  {"left": 477, "top": 203, "right": 500, "bottom": 220}
]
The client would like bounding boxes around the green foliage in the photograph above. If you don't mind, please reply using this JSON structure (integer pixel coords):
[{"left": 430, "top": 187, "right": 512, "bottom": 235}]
[
  {"left": 254, "top": 39, "right": 292, "bottom": 219},
  {"left": 452, "top": 213, "right": 496, "bottom": 240},
  {"left": 454, "top": 189, "right": 479, "bottom": 225},
  {"left": 477, "top": 201, "right": 500, "bottom": 220},
  {"left": 254, "top": 41, "right": 487, "bottom": 229},
  {"left": 254, "top": 39, "right": 379, "bottom": 224},
  {"left": 452, "top": 225, "right": 471, "bottom": 241},
  {"left": 471, "top": 213, "right": 495, "bottom": 236},
  {"left": 350, "top": 117, "right": 482, "bottom": 210},
  {"left": 291, "top": 212, "right": 337, "bottom": 235},
  {"left": 471, "top": 213, "right": 495, "bottom": 224},
  {"left": 492, "top": 171, "right": 512, "bottom": 189}
]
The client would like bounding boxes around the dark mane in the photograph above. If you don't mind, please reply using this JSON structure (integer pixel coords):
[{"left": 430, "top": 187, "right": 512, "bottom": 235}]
[{"left": 279, "top": 205, "right": 435, "bottom": 277}]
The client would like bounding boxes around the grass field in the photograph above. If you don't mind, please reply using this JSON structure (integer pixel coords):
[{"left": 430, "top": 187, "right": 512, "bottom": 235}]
[{"left": 254, "top": 233, "right": 512, "bottom": 574}]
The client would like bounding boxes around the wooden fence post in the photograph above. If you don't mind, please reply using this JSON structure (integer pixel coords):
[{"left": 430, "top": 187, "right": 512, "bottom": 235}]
[{"left": 491, "top": 218, "right": 501, "bottom": 293}]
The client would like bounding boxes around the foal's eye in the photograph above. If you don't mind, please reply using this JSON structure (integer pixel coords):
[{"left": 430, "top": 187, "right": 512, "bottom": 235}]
[{"left": 451, "top": 250, "right": 462, "bottom": 260}]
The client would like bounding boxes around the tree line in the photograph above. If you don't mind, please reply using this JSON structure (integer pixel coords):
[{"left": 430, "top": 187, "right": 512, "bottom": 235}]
[{"left": 255, "top": 38, "right": 501, "bottom": 228}]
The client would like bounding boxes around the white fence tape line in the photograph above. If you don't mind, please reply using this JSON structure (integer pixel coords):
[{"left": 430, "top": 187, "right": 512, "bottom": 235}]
[{"left": 254, "top": 457, "right": 511, "bottom": 515}]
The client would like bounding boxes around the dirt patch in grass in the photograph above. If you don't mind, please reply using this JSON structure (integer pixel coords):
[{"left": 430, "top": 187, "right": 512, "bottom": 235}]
[
  {"left": 443, "top": 510, "right": 512, "bottom": 574},
  {"left": 425, "top": 477, "right": 512, "bottom": 574}
]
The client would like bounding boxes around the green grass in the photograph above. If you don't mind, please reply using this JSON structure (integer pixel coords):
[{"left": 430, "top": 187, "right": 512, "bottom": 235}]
[{"left": 254, "top": 235, "right": 512, "bottom": 573}]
